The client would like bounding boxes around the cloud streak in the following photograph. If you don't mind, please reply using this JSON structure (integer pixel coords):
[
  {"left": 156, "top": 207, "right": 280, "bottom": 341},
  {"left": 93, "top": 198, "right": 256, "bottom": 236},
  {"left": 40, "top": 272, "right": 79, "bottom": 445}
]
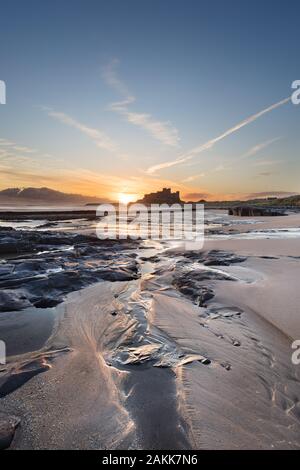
[
  {"left": 46, "top": 109, "right": 118, "bottom": 153},
  {"left": 208, "top": 137, "right": 281, "bottom": 174},
  {"left": 253, "top": 159, "right": 282, "bottom": 166},
  {"left": 103, "top": 59, "right": 180, "bottom": 147},
  {"left": 240, "top": 137, "right": 281, "bottom": 159},
  {"left": 146, "top": 97, "right": 290, "bottom": 174},
  {"left": 257, "top": 172, "right": 274, "bottom": 177},
  {"left": 182, "top": 172, "right": 205, "bottom": 183},
  {"left": 0, "top": 138, "right": 37, "bottom": 154},
  {"left": 0, "top": 137, "right": 60, "bottom": 169}
]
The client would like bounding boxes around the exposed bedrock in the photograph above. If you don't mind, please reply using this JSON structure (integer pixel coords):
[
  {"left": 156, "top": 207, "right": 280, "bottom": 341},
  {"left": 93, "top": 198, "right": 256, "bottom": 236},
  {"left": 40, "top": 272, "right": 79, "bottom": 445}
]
[
  {"left": 167, "top": 249, "right": 247, "bottom": 266},
  {"left": 169, "top": 251, "right": 241, "bottom": 307},
  {"left": 173, "top": 268, "right": 236, "bottom": 306},
  {"left": 0, "top": 413, "right": 21, "bottom": 450},
  {"left": 0, "top": 228, "right": 139, "bottom": 312},
  {"left": 228, "top": 206, "right": 286, "bottom": 217}
]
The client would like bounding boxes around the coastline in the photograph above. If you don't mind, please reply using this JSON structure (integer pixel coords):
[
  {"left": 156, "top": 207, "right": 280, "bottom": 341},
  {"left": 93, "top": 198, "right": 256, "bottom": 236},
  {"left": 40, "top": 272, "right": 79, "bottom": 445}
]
[{"left": 0, "top": 210, "right": 300, "bottom": 449}]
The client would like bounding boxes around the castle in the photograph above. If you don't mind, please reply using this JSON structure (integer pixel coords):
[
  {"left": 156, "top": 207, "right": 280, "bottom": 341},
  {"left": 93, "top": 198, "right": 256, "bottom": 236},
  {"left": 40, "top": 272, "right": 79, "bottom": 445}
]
[{"left": 137, "top": 188, "right": 182, "bottom": 205}]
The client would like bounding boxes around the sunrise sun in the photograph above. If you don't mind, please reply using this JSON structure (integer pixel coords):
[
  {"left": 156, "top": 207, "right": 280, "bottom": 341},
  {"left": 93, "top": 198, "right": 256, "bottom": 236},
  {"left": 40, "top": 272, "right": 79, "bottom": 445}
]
[{"left": 118, "top": 193, "right": 137, "bottom": 205}]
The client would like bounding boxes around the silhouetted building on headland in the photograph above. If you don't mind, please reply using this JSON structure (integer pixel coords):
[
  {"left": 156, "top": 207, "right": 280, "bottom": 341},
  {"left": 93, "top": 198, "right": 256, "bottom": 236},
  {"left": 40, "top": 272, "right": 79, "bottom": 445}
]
[{"left": 137, "top": 188, "right": 182, "bottom": 205}]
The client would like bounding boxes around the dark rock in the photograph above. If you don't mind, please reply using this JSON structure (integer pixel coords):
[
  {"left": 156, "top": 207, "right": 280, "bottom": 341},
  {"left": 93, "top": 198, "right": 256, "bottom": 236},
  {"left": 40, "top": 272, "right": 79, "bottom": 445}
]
[
  {"left": 190, "top": 270, "right": 236, "bottom": 282},
  {"left": 0, "top": 290, "right": 31, "bottom": 311},
  {"left": 198, "top": 287, "right": 215, "bottom": 306},
  {"left": 0, "top": 230, "right": 139, "bottom": 313},
  {"left": 173, "top": 274, "right": 215, "bottom": 306},
  {"left": 229, "top": 206, "right": 286, "bottom": 217},
  {"left": 200, "top": 358, "right": 211, "bottom": 365},
  {"left": 204, "top": 258, "right": 229, "bottom": 266},
  {"left": 170, "top": 249, "right": 246, "bottom": 266},
  {"left": 221, "top": 362, "right": 231, "bottom": 371},
  {"left": 0, "top": 237, "right": 30, "bottom": 255},
  {"left": 34, "top": 298, "right": 61, "bottom": 308},
  {"left": 0, "top": 413, "right": 20, "bottom": 450},
  {"left": 178, "top": 286, "right": 195, "bottom": 297}
]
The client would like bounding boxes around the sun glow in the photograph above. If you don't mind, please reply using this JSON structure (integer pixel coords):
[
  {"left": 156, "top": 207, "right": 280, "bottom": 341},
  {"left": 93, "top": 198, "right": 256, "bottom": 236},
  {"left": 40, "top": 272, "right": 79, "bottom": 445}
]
[{"left": 118, "top": 193, "right": 137, "bottom": 205}]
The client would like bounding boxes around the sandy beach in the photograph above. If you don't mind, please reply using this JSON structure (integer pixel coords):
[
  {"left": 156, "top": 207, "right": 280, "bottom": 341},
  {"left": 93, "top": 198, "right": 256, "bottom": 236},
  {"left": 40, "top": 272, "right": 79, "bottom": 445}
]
[
  {"left": 1, "top": 0, "right": 300, "bottom": 455},
  {"left": 0, "top": 209, "right": 300, "bottom": 449}
]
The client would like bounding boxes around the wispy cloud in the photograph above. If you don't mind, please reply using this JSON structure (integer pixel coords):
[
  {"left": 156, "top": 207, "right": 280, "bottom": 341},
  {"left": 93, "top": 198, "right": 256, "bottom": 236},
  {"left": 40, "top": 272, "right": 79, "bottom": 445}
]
[
  {"left": 0, "top": 137, "right": 64, "bottom": 173},
  {"left": 241, "top": 137, "right": 281, "bottom": 159},
  {"left": 45, "top": 109, "right": 119, "bottom": 153},
  {"left": 102, "top": 59, "right": 180, "bottom": 147},
  {"left": 0, "top": 139, "right": 15, "bottom": 146},
  {"left": 102, "top": 58, "right": 133, "bottom": 99},
  {"left": 146, "top": 97, "right": 290, "bottom": 174},
  {"left": 254, "top": 159, "right": 282, "bottom": 167},
  {"left": 182, "top": 172, "right": 205, "bottom": 183},
  {"left": 214, "top": 164, "right": 226, "bottom": 172},
  {"left": 12, "top": 146, "right": 37, "bottom": 154},
  {"left": 183, "top": 192, "right": 209, "bottom": 201},
  {"left": 257, "top": 171, "right": 274, "bottom": 177},
  {"left": 0, "top": 138, "right": 37, "bottom": 154},
  {"left": 208, "top": 137, "right": 281, "bottom": 174}
]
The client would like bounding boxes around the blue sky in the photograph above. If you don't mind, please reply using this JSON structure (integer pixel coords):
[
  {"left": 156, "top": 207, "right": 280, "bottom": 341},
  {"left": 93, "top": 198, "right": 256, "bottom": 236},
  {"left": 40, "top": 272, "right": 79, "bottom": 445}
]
[{"left": 0, "top": 0, "right": 299, "bottom": 200}]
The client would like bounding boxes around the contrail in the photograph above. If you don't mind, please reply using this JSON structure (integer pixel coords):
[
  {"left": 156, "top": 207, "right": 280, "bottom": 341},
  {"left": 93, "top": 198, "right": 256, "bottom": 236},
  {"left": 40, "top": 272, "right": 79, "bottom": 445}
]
[{"left": 146, "top": 97, "right": 290, "bottom": 174}]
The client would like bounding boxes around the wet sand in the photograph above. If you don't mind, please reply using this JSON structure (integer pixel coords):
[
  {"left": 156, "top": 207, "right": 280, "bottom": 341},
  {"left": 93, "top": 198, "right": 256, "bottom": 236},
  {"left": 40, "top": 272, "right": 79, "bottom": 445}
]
[
  {"left": 150, "top": 291, "right": 300, "bottom": 449},
  {"left": 0, "top": 211, "right": 300, "bottom": 449},
  {"left": 0, "top": 307, "right": 55, "bottom": 357},
  {"left": 221, "top": 212, "right": 300, "bottom": 232},
  {"left": 1, "top": 283, "right": 135, "bottom": 449},
  {"left": 0, "top": 280, "right": 190, "bottom": 449}
]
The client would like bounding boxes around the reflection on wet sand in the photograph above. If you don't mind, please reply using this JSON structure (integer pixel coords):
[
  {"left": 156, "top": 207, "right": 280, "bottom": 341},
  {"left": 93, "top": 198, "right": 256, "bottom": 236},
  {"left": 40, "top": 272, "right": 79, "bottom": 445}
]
[{"left": 0, "top": 209, "right": 300, "bottom": 448}]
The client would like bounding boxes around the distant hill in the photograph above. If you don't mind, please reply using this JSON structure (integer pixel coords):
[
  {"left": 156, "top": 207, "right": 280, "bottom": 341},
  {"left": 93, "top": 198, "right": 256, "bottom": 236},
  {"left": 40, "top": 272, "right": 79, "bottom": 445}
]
[
  {"left": 233, "top": 195, "right": 300, "bottom": 208},
  {"left": 268, "top": 195, "right": 300, "bottom": 207},
  {"left": 136, "top": 188, "right": 300, "bottom": 208},
  {"left": 0, "top": 187, "right": 104, "bottom": 204},
  {"left": 200, "top": 195, "right": 300, "bottom": 208}
]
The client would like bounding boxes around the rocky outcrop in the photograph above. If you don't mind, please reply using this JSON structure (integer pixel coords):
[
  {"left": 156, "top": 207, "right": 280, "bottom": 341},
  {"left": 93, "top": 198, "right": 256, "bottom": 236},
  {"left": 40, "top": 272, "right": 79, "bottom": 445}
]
[
  {"left": 168, "top": 249, "right": 247, "bottom": 266},
  {"left": 0, "top": 228, "right": 139, "bottom": 312},
  {"left": 0, "top": 413, "right": 20, "bottom": 449},
  {"left": 228, "top": 206, "right": 286, "bottom": 217}
]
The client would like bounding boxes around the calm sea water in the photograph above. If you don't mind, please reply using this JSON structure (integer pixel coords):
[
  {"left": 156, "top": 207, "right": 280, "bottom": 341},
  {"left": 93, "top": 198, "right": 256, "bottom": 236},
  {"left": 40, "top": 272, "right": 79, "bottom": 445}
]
[{"left": 0, "top": 205, "right": 299, "bottom": 240}]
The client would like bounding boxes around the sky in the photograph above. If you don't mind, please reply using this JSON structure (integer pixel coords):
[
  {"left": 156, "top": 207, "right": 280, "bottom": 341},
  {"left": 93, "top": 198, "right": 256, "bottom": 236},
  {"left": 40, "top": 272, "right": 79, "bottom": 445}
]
[{"left": 0, "top": 0, "right": 299, "bottom": 201}]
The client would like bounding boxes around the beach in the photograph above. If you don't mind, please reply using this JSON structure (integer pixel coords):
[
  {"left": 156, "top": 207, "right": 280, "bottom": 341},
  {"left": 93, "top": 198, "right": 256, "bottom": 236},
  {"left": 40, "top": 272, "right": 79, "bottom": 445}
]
[{"left": 0, "top": 209, "right": 300, "bottom": 449}]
